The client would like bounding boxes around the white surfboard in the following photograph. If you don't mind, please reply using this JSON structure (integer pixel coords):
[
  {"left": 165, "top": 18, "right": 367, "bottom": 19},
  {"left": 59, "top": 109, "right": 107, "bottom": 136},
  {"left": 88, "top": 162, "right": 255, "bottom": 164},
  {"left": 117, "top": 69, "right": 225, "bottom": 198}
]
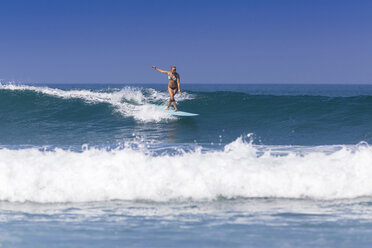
[{"left": 156, "top": 105, "right": 199, "bottom": 117}]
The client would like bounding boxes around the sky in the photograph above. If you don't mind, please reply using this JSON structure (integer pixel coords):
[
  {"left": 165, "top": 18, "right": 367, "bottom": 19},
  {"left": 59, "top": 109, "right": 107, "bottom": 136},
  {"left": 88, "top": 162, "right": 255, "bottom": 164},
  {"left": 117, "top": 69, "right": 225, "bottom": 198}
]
[{"left": 0, "top": 0, "right": 371, "bottom": 84}]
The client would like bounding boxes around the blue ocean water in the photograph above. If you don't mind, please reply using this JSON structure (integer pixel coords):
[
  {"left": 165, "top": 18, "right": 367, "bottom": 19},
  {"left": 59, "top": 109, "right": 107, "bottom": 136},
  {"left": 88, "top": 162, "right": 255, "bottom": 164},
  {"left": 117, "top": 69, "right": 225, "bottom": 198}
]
[{"left": 1, "top": 83, "right": 372, "bottom": 247}]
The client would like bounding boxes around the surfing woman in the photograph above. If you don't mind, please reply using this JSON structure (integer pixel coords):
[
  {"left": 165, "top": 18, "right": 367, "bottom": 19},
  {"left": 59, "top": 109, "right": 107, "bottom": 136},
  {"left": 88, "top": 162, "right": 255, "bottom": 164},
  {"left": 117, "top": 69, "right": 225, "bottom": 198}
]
[{"left": 152, "top": 65, "right": 181, "bottom": 112}]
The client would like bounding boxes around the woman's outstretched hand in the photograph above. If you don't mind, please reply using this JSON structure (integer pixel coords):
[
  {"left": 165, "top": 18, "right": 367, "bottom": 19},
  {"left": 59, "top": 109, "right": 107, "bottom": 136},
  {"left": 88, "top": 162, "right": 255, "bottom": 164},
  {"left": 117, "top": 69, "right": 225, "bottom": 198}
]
[{"left": 152, "top": 66, "right": 156, "bottom": 69}]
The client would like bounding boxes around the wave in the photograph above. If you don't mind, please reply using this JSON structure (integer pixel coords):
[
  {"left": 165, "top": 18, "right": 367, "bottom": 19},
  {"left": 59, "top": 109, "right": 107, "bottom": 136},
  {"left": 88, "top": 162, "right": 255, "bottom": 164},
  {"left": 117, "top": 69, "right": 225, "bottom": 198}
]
[
  {"left": 1, "top": 137, "right": 372, "bottom": 203},
  {"left": 0, "top": 83, "right": 194, "bottom": 122},
  {"left": 2, "top": 83, "right": 372, "bottom": 146}
]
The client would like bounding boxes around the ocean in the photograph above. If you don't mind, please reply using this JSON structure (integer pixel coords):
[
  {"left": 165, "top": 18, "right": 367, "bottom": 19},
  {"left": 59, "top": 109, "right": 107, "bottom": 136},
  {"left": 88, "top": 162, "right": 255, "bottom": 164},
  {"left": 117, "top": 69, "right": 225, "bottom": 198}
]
[{"left": 1, "top": 83, "right": 372, "bottom": 247}]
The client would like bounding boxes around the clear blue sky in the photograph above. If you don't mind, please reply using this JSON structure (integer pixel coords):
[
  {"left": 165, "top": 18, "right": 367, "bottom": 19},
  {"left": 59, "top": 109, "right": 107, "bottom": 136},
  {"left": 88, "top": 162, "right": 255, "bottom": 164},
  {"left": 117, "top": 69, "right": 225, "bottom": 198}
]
[{"left": 0, "top": 0, "right": 371, "bottom": 84}]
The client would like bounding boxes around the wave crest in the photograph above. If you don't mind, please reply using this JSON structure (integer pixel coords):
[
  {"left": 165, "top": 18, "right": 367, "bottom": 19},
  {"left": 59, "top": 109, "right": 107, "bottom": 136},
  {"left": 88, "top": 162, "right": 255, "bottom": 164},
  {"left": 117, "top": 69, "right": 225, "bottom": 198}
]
[
  {"left": 1, "top": 138, "right": 372, "bottom": 203},
  {"left": 0, "top": 83, "right": 194, "bottom": 122}
]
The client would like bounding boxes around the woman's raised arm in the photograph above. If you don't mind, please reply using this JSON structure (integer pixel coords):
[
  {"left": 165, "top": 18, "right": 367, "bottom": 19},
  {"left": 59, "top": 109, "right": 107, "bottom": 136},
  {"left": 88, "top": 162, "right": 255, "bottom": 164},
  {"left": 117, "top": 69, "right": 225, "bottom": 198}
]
[{"left": 152, "top": 66, "right": 169, "bottom": 74}]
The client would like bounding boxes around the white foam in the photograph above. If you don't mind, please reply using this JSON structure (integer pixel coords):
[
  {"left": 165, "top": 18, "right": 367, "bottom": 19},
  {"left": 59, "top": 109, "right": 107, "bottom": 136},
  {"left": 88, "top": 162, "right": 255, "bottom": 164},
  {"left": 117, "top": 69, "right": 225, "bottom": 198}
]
[
  {"left": 0, "top": 83, "right": 193, "bottom": 122},
  {"left": 1, "top": 138, "right": 372, "bottom": 203}
]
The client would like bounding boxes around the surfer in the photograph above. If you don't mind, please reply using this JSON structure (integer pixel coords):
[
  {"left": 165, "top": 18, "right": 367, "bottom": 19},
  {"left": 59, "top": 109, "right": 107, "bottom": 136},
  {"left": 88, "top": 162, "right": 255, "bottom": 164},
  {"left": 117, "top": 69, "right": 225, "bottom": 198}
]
[{"left": 152, "top": 65, "right": 181, "bottom": 111}]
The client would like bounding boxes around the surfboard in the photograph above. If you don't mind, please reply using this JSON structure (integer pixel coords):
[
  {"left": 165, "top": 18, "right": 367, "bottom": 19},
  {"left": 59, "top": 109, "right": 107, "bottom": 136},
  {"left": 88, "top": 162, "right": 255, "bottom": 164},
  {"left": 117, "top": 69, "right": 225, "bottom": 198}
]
[{"left": 156, "top": 105, "right": 199, "bottom": 117}]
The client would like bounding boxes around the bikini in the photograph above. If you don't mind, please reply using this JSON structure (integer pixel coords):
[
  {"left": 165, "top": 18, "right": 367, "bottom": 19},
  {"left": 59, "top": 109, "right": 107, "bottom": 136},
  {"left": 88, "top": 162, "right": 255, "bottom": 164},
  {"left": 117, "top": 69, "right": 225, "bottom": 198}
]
[{"left": 168, "top": 74, "right": 178, "bottom": 90}]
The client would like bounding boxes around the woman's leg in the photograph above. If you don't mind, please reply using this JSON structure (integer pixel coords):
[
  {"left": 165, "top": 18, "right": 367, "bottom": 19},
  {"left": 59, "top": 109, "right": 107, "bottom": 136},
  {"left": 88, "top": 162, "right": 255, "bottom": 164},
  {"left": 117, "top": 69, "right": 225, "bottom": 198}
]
[
  {"left": 166, "top": 87, "right": 174, "bottom": 110},
  {"left": 171, "top": 88, "right": 178, "bottom": 111}
]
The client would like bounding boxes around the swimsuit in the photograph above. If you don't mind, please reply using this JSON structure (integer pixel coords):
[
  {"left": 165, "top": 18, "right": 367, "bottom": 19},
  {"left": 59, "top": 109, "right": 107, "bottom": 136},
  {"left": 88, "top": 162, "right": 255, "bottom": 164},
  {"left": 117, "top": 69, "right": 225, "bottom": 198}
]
[
  {"left": 168, "top": 74, "right": 178, "bottom": 89},
  {"left": 168, "top": 75, "right": 177, "bottom": 81}
]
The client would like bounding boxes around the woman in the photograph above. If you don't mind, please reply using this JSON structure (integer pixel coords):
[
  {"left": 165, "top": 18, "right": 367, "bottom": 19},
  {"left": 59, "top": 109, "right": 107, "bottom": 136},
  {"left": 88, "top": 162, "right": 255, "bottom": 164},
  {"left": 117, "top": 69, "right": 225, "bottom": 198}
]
[{"left": 152, "top": 65, "right": 181, "bottom": 111}]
